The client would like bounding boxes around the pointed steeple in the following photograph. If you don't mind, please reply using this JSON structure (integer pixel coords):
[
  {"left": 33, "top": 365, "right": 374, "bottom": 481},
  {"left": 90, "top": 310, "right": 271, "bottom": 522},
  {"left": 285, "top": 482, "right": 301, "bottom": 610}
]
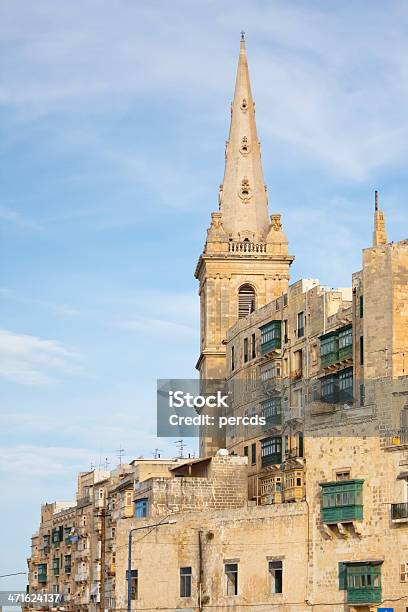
[
  {"left": 218, "top": 34, "right": 270, "bottom": 242},
  {"left": 373, "top": 190, "right": 387, "bottom": 246}
]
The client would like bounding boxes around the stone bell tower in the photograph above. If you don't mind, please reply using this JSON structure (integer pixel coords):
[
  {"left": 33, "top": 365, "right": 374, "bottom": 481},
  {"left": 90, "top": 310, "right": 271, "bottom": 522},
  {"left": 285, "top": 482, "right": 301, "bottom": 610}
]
[{"left": 195, "top": 35, "right": 294, "bottom": 456}]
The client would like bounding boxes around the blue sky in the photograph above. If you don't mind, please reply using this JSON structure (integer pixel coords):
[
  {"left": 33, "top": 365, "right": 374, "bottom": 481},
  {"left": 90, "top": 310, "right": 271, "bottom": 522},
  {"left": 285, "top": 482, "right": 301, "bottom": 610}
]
[{"left": 1, "top": 0, "right": 408, "bottom": 589}]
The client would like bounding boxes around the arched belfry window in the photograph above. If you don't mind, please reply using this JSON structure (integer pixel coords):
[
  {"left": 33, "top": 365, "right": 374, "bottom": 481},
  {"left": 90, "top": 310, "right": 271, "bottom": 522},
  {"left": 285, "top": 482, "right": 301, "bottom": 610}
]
[{"left": 238, "top": 284, "right": 256, "bottom": 319}]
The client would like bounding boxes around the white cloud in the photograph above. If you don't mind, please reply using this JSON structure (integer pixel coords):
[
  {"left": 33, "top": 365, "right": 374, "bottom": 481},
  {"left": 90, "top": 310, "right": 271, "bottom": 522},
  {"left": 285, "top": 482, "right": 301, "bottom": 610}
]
[
  {"left": 1, "top": 1, "right": 408, "bottom": 183},
  {"left": 0, "top": 205, "right": 42, "bottom": 230},
  {"left": 0, "top": 445, "right": 92, "bottom": 479},
  {"left": 0, "top": 329, "right": 80, "bottom": 385}
]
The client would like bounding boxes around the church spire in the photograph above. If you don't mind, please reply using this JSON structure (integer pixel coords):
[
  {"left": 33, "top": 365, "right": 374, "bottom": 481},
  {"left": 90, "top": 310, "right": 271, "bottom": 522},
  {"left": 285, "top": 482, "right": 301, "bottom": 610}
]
[
  {"left": 373, "top": 190, "right": 387, "bottom": 246},
  {"left": 218, "top": 34, "right": 270, "bottom": 242}
]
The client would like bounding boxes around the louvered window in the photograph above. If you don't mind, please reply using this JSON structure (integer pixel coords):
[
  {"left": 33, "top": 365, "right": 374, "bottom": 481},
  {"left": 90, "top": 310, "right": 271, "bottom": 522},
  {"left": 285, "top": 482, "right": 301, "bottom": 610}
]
[{"left": 238, "top": 285, "right": 255, "bottom": 319}]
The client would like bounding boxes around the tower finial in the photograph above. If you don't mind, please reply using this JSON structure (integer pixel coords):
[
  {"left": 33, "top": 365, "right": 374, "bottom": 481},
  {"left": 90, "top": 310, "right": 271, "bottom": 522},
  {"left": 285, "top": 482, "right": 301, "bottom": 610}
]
[
  {"left": 373, "top": 189, "right": 387, "bottom": 246},
  {"left": 240, "top": 31, "right": 245, "bottom": 49}
]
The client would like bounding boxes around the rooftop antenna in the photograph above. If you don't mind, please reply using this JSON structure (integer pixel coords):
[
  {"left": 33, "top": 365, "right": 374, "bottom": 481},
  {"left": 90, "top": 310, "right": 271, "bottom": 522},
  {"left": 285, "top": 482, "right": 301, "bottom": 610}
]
[
  {"left": 174, "top": 439, "right": 186, "bottom": 459},
  {"left": 116, "top": 447, "right": 125, "bottom": 466},
  {"left": 153, "top": 448, "right": 163, "bottom": 459},
  {"left": 90, "top": 462, "right": 94, "bottom": 471},
  {"left": 104, "top": 457, "right": 109, "bottom": 470}
]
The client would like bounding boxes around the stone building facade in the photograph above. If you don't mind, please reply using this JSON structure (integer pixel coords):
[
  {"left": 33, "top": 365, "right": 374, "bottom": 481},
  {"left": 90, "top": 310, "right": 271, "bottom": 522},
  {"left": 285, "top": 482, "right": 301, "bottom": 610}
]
[{"left": 25, "top": 36, "right": 408, "bottom": 612}]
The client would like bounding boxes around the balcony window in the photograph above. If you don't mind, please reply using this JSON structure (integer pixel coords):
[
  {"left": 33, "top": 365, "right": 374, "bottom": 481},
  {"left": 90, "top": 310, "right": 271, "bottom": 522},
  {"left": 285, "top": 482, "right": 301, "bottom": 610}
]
[
  {"left": 251, "top": 443, "right": 256, "bottom": 465},
  {"left": 269, "top": 560, "right": 283, "bottom": 594},
  {"left": 243, "top": 337, "right": 249, "bottom": 363},
  {"left": 297, "top": 312, "right": 304, "bottom": 338},
  {"left": 320, "top": 332, "right": 338, "bottom": 367},
  {"left": 321, "top": 479, "right": 364, "bottom": 523},
  {"left": 261, "top": 397, "right": 282, "bottom": 427},
  {"left": 135, "top": 498, "right": 148, "bottom": 518},
  {"left": 180, "top": 567, "right": 192, "bottom": 598},
  {"left": 37, "top": 564, "right": 47, "bottom": 583},
  {"left": 261, "top": 436, "right": 282, "bottom": 467},
  {"left": 225, "top": 563, "right": 238, "bottom": 596},
  {"left": 52, "top": 558, "right": 60, "bottom": 576},
  {"left": 321, "top": 369, "right": 353, "bottom": 404},
  {"left": 64, "top": 555, "right": 72, "bottom": 573},
  {"left": 338, "top": 325, "right": 352, "bottom": 360},
  {"left": 260, "top": 321, "right": 281, "bottom": 354},
  {"left": 52, "top": 526, "right": 63, "bottom": 546},
  {"left": 251, "top": 333, "right": 256, "bottom": 359},
  {"left": 339, "top": 561, "right": 382, "bottom": 604},
  {"left": 338, "top": 368, "right": 353, "bottom": 402}
]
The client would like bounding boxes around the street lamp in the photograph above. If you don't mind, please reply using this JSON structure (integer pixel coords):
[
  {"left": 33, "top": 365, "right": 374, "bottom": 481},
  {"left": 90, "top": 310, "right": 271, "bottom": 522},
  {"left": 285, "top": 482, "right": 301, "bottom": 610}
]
[{"left": 127, "top": 519, "right": 177, "bottom": 612}]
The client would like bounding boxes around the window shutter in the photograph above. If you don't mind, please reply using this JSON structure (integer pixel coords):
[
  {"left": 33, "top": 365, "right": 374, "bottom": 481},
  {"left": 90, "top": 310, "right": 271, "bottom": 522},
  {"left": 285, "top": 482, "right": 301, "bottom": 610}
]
[
  {"left": 238, "top": 285, "right": 255, "bottom": 319},
  {"left": 401, "top": 563, "right": 407, "bottom": 582},
  {"left": 338, "top": 562, "right": 347, "bottom": 590}
]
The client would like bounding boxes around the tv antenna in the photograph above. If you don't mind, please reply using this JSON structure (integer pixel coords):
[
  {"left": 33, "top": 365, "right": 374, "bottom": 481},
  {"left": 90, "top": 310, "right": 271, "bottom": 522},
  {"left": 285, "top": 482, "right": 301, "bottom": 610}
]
[
  {"left": 174, "top": 439, "right": 186, "bottom": 459},
  {"left": 116, "top": 447, "right": 125, "bottom": 466},
  {"left": 153, "top": 448, "right": 163, "bottom": 459}
]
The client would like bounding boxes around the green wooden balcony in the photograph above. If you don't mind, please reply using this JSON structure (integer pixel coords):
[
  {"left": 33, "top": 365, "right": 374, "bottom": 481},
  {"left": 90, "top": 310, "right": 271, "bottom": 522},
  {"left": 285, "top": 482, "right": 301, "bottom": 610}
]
[
  {"left": 38, "top": 573, "right": 47, "bottom": 583},
  {"left": 339, "top": 344, "right": 352, "bottom": 361},
  {"left": 261, "top": 452, "right": 282, "bottom": 467},
  {"left": 260, "top": 321, "right": 281, "bottom": 355},
  {"left": 321, "top": 479, "right": 364, "bottom": 524},
  {"left": 347, "top": 586, "right": 381, "bottom": 604},
  {"left": 262, "top": 413, "right": 282, "bottom": 428},
  {"left": 321, "top": 350, "right": 339, "bottom": 368},
  {"left": 323, "top": 504, "right": 363, "bottom": 523}
]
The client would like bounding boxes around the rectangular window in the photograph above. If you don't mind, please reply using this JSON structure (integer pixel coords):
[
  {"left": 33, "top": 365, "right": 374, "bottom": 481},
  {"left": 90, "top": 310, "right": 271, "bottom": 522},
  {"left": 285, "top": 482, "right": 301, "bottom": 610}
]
[
  {"left": 251, "top": 333, "right": 256, "bottom": 359},
  {"left": 52, "top": 557, "right": 60, "bottom": 576},
  {"left": 359, "top": 295, "right": 364, "bottom": 318},
  {"left": 231, "top": 346, "right": 235, "bottom": 371},
  {"left": 269, "top": 560, "right": 283, "bottom": 594},
  {"left": 243, "top": 446, "right": 248, "bottom": 457},
  {"left": 283, "top": 320, "right": 288, "bottom": 343},
  {"left": 297, "top": 312, "right": 304, "bottom": 338},
  {"left": 251, "top": 443, "right": 256, "bottom": 465},
  {"left": 135, "top": 498, "right": 148, "bottom": 518},
  {"left": 225, "top": 563, "right": 238, "bottom": 596},
  {"left": 360, "top": 336, "right": 364, "bottom": 365},
  {"left": 244, "top": 337, "right": 249, "bottom": 363},
  {"left": 180, "top": 567, "right": 192, "bottom": 598}
]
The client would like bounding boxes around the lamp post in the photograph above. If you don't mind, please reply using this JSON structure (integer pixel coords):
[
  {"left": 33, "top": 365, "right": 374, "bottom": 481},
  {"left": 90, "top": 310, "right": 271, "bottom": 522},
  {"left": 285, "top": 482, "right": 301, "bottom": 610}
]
[{"left": 127, "top": 519, "right": 176, "bottom": 612}]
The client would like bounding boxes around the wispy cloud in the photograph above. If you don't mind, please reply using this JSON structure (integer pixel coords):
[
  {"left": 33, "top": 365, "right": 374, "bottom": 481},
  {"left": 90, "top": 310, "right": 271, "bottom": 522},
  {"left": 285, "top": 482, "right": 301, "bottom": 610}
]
[
  {"left": 0, "top": 205, "right": 42, "bottom": 230},
  {"left": 0, "top": 329, "right": 80, "bottom": 385}
]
